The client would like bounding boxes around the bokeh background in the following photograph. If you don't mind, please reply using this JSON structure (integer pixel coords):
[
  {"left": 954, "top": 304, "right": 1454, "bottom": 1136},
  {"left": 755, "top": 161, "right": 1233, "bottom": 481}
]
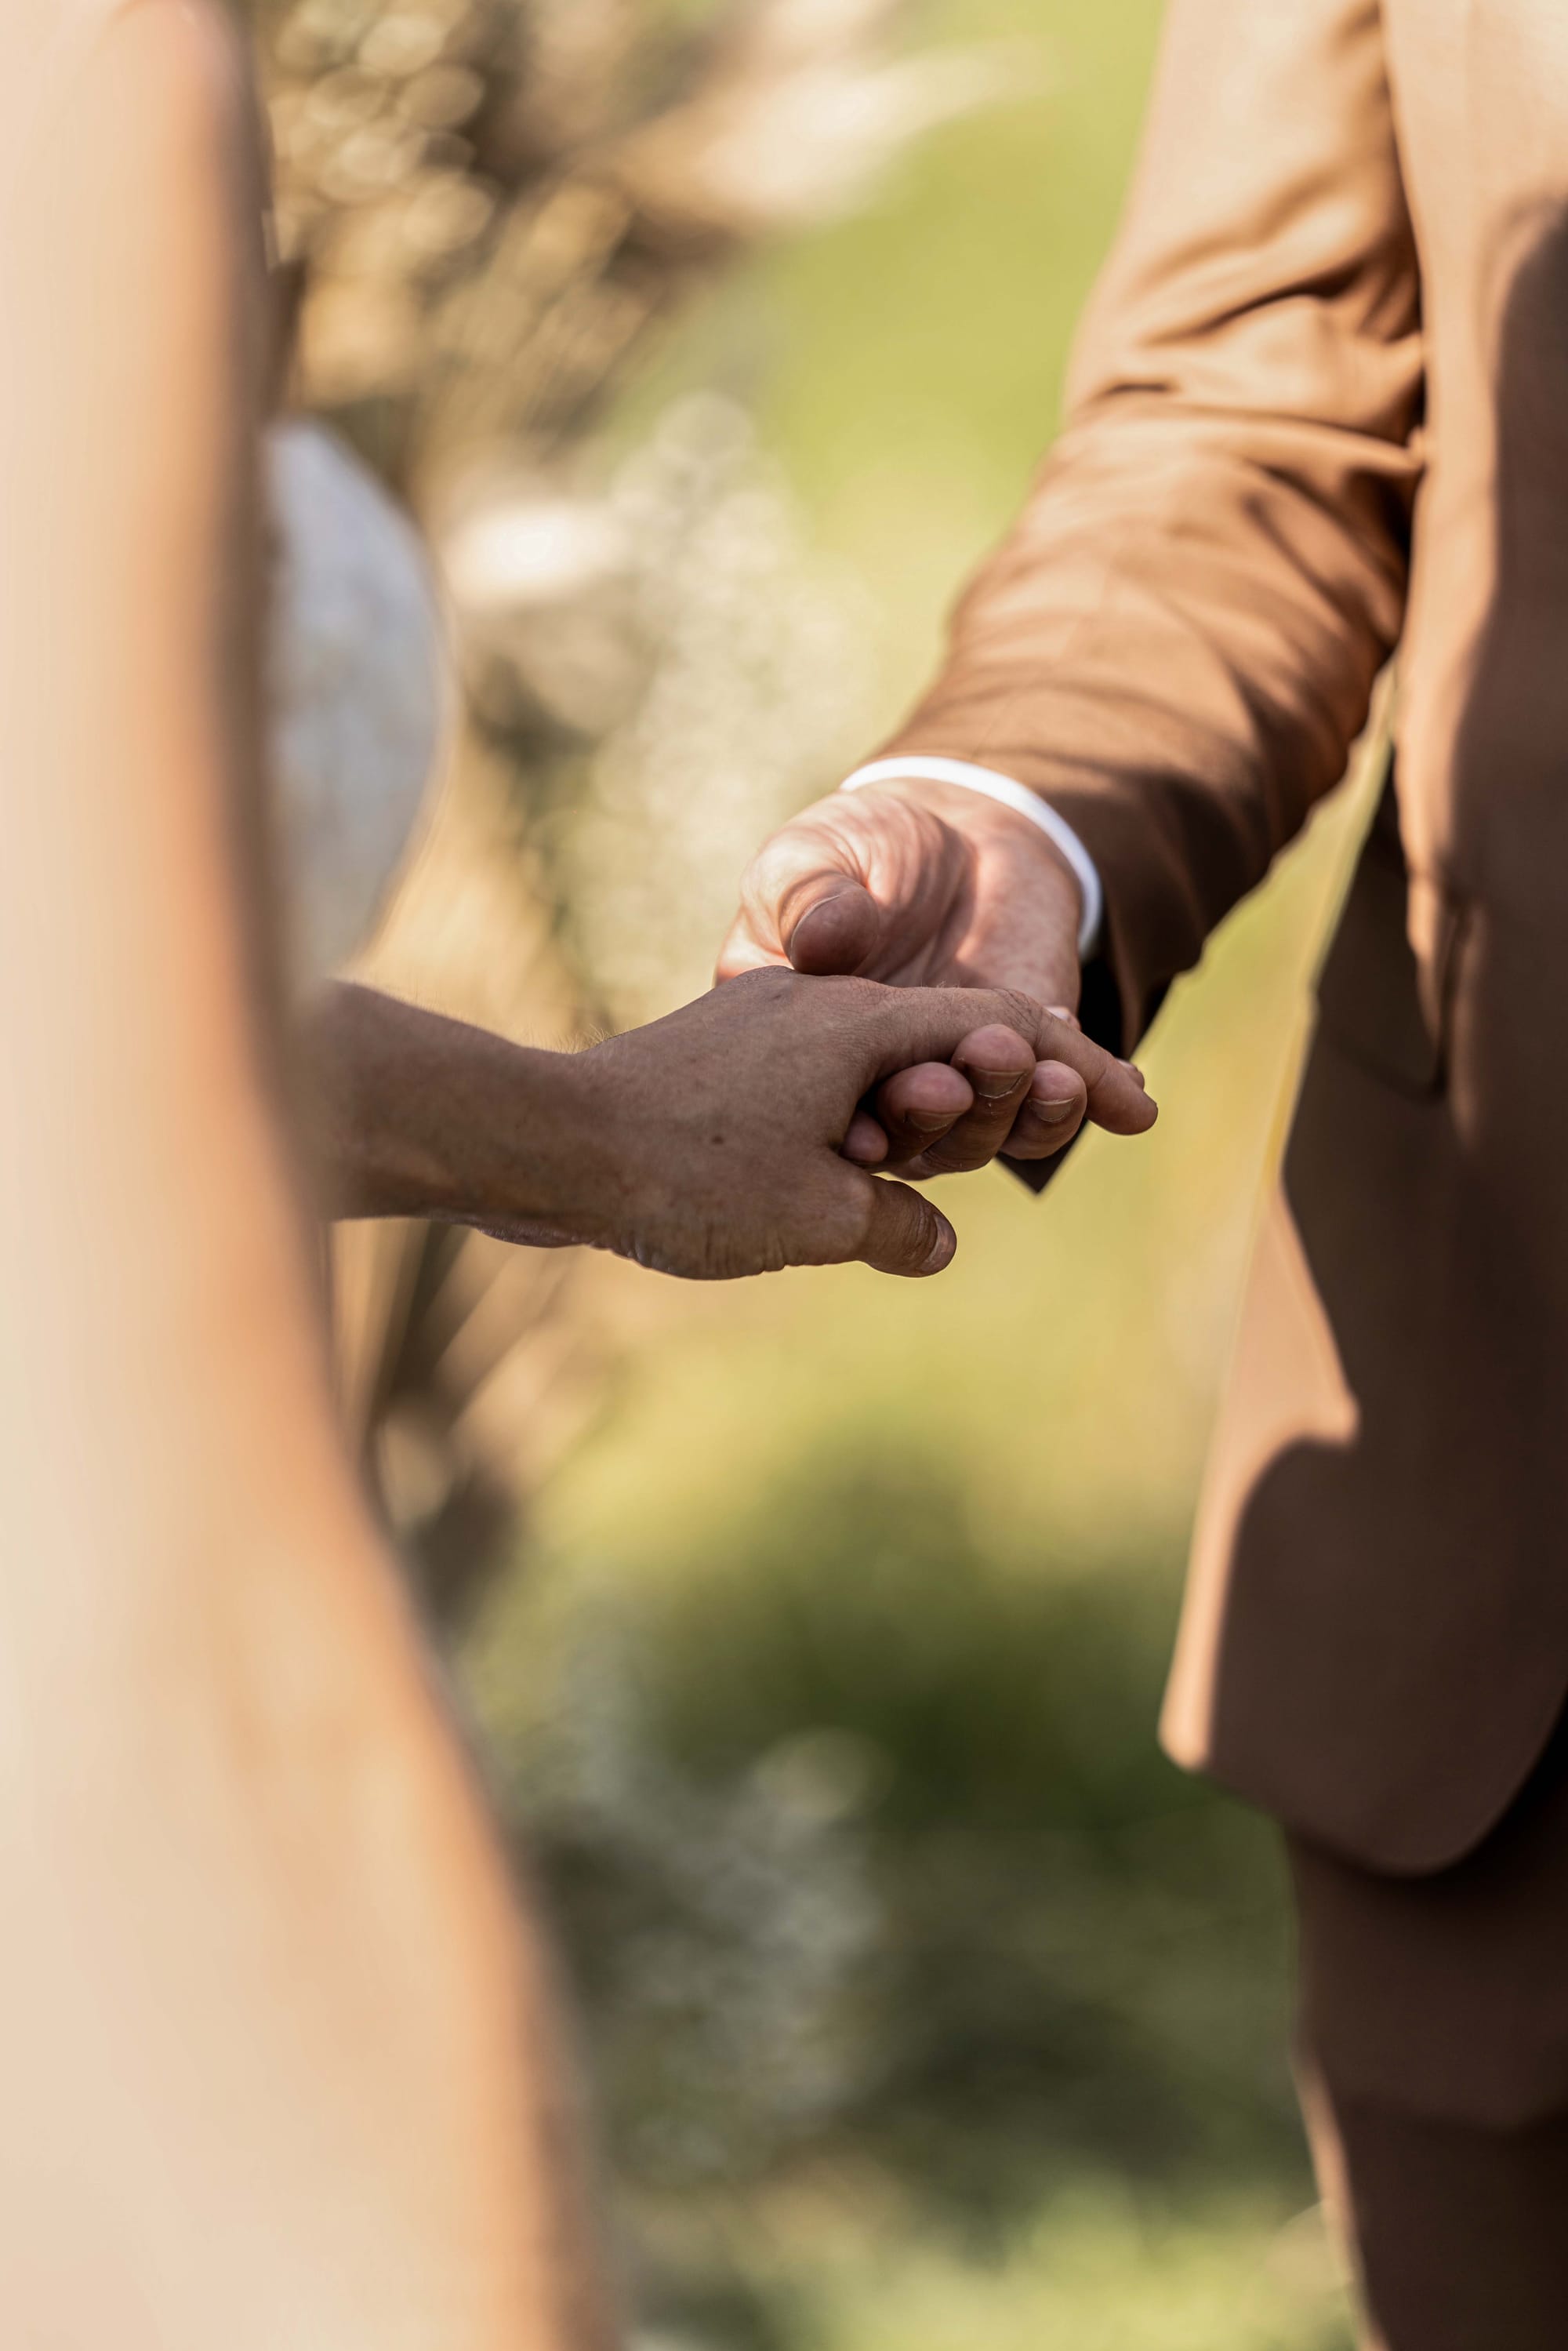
[{"left": 254, "top": 2, "right": 1383, "bottom": 2341}]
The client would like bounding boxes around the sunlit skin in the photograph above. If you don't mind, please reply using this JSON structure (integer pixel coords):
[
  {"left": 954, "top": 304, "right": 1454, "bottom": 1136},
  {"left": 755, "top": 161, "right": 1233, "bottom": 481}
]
[
  {"left": 717, "top": 774, "right": 1145, "bottom": 1172},
  {"left": 302, "top": 824, "right": 1157, "bottom": 1266},
  {"left": 307, "top": 971, "right": 1155, "bottom": 1282}
]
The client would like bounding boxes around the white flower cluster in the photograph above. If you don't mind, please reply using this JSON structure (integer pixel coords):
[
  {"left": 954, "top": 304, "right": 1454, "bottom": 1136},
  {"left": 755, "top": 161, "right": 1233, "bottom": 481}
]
[
  {"left": 514, "top": 1597, "right": 887, "bottom": 2187},
  {"left": 575, "top": 395, "right": 882, "bottom": 1019},
  {"left": 441, "top": 392, "right": 880, "bottom": 1019}
]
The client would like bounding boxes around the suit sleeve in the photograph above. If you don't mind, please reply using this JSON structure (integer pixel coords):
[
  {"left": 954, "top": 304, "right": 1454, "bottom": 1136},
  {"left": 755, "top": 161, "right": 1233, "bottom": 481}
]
[{"left": 878, "top": 0, "right": 1423, "bottom": 1050}]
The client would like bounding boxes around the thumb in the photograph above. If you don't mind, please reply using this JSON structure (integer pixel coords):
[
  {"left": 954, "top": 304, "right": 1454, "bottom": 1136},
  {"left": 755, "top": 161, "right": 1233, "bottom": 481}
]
[
  {"left": 723, "top": 821, "right": 882, "bottom": 979},
  {"left": 851, "top": 1172, "right": 957, "bottom": 1279},
  {"left": 785, "top": 876, "right": 880, "bottom": 976}
]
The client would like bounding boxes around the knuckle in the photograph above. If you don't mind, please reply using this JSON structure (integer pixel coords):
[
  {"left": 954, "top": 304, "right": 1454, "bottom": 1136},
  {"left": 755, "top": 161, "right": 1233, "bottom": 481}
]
[
  {"left": 728, "top": 963, "right": 797, "bottom": 1007},
  {"left": 994, "top": 986, "right": 1044, "bottom": 1036},
  {"left": 920, "top": 1136, "right": 993, "bottom": 1176},
  {"left": 874, "top": 1179, "right": 925, "bottom": 1242},
  {"left": 833, "top": 1186, "right": 879, "bottom": 1264},
  {"left": 750, "top": 817, "right": 810, "bottom": 873},
  {"left": 739, "top": 834, "right": 789, "bottom": 903},
  {"left": 822, "top": 972, "right": 888, "bottom": 1025},
  {"left": 797, "top": 1176, "right": 869, "bottom": 1266}
]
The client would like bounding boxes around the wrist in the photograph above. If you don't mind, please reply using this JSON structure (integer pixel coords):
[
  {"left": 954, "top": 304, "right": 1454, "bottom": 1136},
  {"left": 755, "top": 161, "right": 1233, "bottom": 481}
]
[{"left": 301, "top": 983, "right": 608, "bottom": 1243}]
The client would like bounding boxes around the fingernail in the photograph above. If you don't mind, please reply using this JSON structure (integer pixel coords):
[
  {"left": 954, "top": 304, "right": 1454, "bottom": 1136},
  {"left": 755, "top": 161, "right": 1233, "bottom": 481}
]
[
  {"left": 920, "top": 1228, "right": 956, "bottom": 1275},
  {"left": 908, "top": 1109, "right": 950, "bottom": 1134},
  {"left": 1029, "top": 1095, "right": 1079, "bottom": 1125},
  {"left": 1119, "top": 1060, "right": 1146, "bottom": 1088},
  {"left": 969, "top": 1071, "right": 1021, "bottom": 1100}
]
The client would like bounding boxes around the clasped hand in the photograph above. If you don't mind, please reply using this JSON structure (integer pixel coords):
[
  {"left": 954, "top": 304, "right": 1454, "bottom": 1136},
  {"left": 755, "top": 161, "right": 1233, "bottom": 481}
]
[
  {"left": 717, "top": 771, "right": 1131, "bottom": 1175},
  {"left": 310, "top": 959, "right": 1153, "bottom": 1285},
  {"left": 565, "top": 968, "right": 1155, "bottom": 1279},
  {"left": 314, "top": 772, "right": 1158, "bottom": 1281}
]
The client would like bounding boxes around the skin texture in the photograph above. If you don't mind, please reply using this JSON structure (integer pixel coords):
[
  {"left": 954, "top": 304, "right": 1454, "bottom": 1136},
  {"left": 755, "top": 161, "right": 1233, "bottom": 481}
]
[
  {"left": 717, "top": 776, "right": 1152, "bottom": 1172},
  {"left": 0, "top": 6, "right": 615, "bottom": 2345},
  {"left": 306, "top": 971, "right": 1154, "bottom": 1282}
]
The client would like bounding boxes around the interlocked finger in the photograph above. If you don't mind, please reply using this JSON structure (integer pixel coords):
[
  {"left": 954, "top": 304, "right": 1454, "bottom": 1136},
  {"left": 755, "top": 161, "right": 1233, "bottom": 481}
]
[
  {"left": 880, "top": 1023, "right": 1035, "bottom": 1176},
  {"left": 1001, "top": 1059, "right": 1089, "bottom": 1159},
  {"left": 861, "top": 1059, "right": 974, "bottom": 1168}
]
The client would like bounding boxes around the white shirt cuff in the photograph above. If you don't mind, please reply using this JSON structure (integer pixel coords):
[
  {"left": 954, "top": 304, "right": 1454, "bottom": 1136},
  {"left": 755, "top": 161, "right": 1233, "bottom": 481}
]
[{"left": 838, "top": 755, "right": 1104, "bottom": 961}]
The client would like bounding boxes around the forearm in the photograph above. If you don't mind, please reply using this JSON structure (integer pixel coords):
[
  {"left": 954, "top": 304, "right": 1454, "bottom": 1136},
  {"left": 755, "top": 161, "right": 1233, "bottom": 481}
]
[
  {"left": 879, "top": 0, "right": 1421, "bottom": 1048},
  {"left": 880, "top": 421, "right": 1409, "bottom": 1048},
  {"left": 303, "top": 980, "right": 605, "bottom": 1238}
]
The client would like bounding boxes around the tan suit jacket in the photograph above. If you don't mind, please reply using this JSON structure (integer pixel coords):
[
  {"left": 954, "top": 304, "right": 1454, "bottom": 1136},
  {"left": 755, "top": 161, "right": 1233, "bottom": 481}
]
[{"left": 882, "top": 0, "right": 1568, "bottom": 1876}]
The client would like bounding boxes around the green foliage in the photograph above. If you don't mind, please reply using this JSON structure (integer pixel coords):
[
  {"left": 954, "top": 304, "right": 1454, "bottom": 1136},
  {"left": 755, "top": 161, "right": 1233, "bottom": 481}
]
[
  {"left": 516, "top": 1449, "right": 1298, "bottom": 2182},
  {"left": 469, "top": 1444, "right": 1346, "bottom": 2344}
]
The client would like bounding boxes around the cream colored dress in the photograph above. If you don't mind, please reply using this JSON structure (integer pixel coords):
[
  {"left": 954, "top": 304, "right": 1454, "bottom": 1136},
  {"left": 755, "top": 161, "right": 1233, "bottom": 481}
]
[{"left": 266, "top": 418, "right": 452, "bottom": 983}]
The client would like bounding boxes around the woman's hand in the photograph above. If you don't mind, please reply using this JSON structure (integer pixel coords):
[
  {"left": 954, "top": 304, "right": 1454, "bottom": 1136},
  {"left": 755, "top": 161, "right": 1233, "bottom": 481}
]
[{"left": 306, "top": 971, "right": 1154, "bottom": 1282}]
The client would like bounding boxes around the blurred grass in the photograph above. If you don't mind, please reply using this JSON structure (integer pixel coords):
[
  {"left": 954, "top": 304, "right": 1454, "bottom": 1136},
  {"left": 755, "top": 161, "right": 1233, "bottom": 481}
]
[{"left": 460, "top": 0, "right": 1371, "bottom": 2342}]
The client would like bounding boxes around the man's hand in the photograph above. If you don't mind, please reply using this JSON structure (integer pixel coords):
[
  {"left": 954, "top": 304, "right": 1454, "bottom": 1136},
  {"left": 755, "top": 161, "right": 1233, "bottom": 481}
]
[
  {"left": 306, "top": 972, "right": 1153, "bottom": 1287},
  {"left": 718, "top": 776, "right": 1129, "bottom": 1173}
]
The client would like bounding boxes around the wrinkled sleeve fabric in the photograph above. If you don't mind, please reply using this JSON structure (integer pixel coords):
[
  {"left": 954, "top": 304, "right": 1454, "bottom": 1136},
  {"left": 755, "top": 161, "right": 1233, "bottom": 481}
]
[{"left": 878, "top": 0, "right": 1423, "bottom": 1051}]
